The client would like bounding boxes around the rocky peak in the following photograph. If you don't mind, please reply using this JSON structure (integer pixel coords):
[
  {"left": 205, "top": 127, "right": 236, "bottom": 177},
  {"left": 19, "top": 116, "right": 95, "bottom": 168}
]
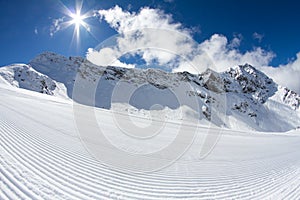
[
  {"left": 200, "top": 68, "right": 224, "bottom": 93},
  {"left": 224, "top": 64, "right": 277, "bottom": 103},
  {"left": 281, "top": 87, "right": 300, "bottom": 110}
]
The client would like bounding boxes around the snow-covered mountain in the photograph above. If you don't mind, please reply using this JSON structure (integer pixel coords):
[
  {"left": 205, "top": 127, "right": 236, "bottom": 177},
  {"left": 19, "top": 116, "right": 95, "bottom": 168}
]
[{"left": 0, "top": 52, "right": 299, "bottom": 132}]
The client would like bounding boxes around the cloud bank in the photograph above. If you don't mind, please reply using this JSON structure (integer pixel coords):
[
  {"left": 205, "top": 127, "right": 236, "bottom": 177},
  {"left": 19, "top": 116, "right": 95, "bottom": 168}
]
[
  {"left": 88, "top": 5, "right": 300, "bottom": 93},
  {"left": 261, "top": 53, "right": 300, "bottom": 93},
  {"left": 88, "top": 5, "right": 194, "bottom": 68},
  {"left": 175, "top": 34, "right": 274, "bottom": 74}
]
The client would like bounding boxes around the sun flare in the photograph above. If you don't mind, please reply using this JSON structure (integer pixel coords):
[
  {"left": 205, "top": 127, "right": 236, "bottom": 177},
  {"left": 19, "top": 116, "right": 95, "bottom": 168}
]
[
  {"left": 57, "top": 1, "right": 95, "bottom": 45},
  {"left": 71, "top": 11, "right": 84, "bottom": 29}
]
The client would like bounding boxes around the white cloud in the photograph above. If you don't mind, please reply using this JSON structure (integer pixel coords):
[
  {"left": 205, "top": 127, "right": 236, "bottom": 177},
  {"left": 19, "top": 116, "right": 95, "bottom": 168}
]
[
  {"left": 175, "top": 34, "right": 274, "bottom": 73},
  {"left": 86, "top": 48, "right": 135, "bottom": 68},
  {"left": 261, "top": 53, "right": 300, "bottom": 93},
  {"left": 97, "top": 5, "right": 183, "bottom": 33},
  {"left": 92, "top": 6, "right": 273, "bottom": 72},
  {"left": 229, "top": 34, "right": 242, "bottom": 48},
  {"left": 253, "top": 32, "right": 264, "bottom": 43},
  {"left": 50, "top": 17, "right": 65, "bottom": 37},
  {"left": 89, "top": 5, "right": 195, "bottom": 68},
  {"left": 34, "top": 27, "right": 38, "bottom": 35},
  {"left": 90, "top": 5, "right": 300, "bottom": 93}
]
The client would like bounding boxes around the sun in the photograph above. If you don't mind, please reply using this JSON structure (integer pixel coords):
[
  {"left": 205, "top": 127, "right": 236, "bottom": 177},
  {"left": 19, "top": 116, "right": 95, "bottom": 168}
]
[
  {"left": 69, "top": 9, "right": 89, "bottom": 37},
  {"left": 70, "top": 11, "right": 84, "bottom": 29},
  {"left": 57, "top": 1, "right": 95, "bottom": 46}
]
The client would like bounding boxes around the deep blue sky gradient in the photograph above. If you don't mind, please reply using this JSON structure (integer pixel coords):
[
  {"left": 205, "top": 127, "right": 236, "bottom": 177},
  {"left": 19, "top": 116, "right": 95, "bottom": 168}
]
[{"left": 0, "top": 0, "right": 299, "bottom": 66}]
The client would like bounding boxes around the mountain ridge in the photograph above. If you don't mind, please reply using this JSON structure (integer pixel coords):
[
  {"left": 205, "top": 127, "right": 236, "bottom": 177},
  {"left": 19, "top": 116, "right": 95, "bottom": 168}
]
[{"left": 0, "top": 51, "right": 299, "bottom": 132}]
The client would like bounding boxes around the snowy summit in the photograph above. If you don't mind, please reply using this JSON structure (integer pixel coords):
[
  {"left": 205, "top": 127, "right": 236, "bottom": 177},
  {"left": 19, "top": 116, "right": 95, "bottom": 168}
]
[{"left": 0, "top": 52, "right": 299, "bottom": 132}]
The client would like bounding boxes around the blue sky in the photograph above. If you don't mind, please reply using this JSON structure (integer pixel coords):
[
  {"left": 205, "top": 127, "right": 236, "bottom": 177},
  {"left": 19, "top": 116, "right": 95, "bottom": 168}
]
[{"left": 0, "top": 0, "right": 299, "bottom": 67}]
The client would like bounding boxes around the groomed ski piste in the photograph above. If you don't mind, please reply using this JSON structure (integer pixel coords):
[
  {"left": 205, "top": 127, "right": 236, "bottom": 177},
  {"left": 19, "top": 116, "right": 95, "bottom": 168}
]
[{"left": 1, "top": 79, "right": 300, "bottom": 199}]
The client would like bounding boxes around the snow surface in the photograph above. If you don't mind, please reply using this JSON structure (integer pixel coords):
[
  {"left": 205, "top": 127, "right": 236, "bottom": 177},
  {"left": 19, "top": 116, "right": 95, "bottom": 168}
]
[{"left": 1, "top": 76, "right": 300, "bottom": 199}]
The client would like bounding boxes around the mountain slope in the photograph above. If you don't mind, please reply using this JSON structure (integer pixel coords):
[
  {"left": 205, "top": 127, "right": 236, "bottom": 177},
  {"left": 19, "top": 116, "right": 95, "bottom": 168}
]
[
  {"left": 1, "top": 82, "right": 300, "bottom": 199},
  {"left": 0, "top": 52, "right": 299, "bottom": 132},
  {"left": 0, "top": 63, "right": 68, "bottom": 98}
]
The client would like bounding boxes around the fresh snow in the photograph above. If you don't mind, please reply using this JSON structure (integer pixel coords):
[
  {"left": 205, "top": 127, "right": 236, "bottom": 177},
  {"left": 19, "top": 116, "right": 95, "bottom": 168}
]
[{"left": 0, "top": 79, "right": 300, "bottom": 199}]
